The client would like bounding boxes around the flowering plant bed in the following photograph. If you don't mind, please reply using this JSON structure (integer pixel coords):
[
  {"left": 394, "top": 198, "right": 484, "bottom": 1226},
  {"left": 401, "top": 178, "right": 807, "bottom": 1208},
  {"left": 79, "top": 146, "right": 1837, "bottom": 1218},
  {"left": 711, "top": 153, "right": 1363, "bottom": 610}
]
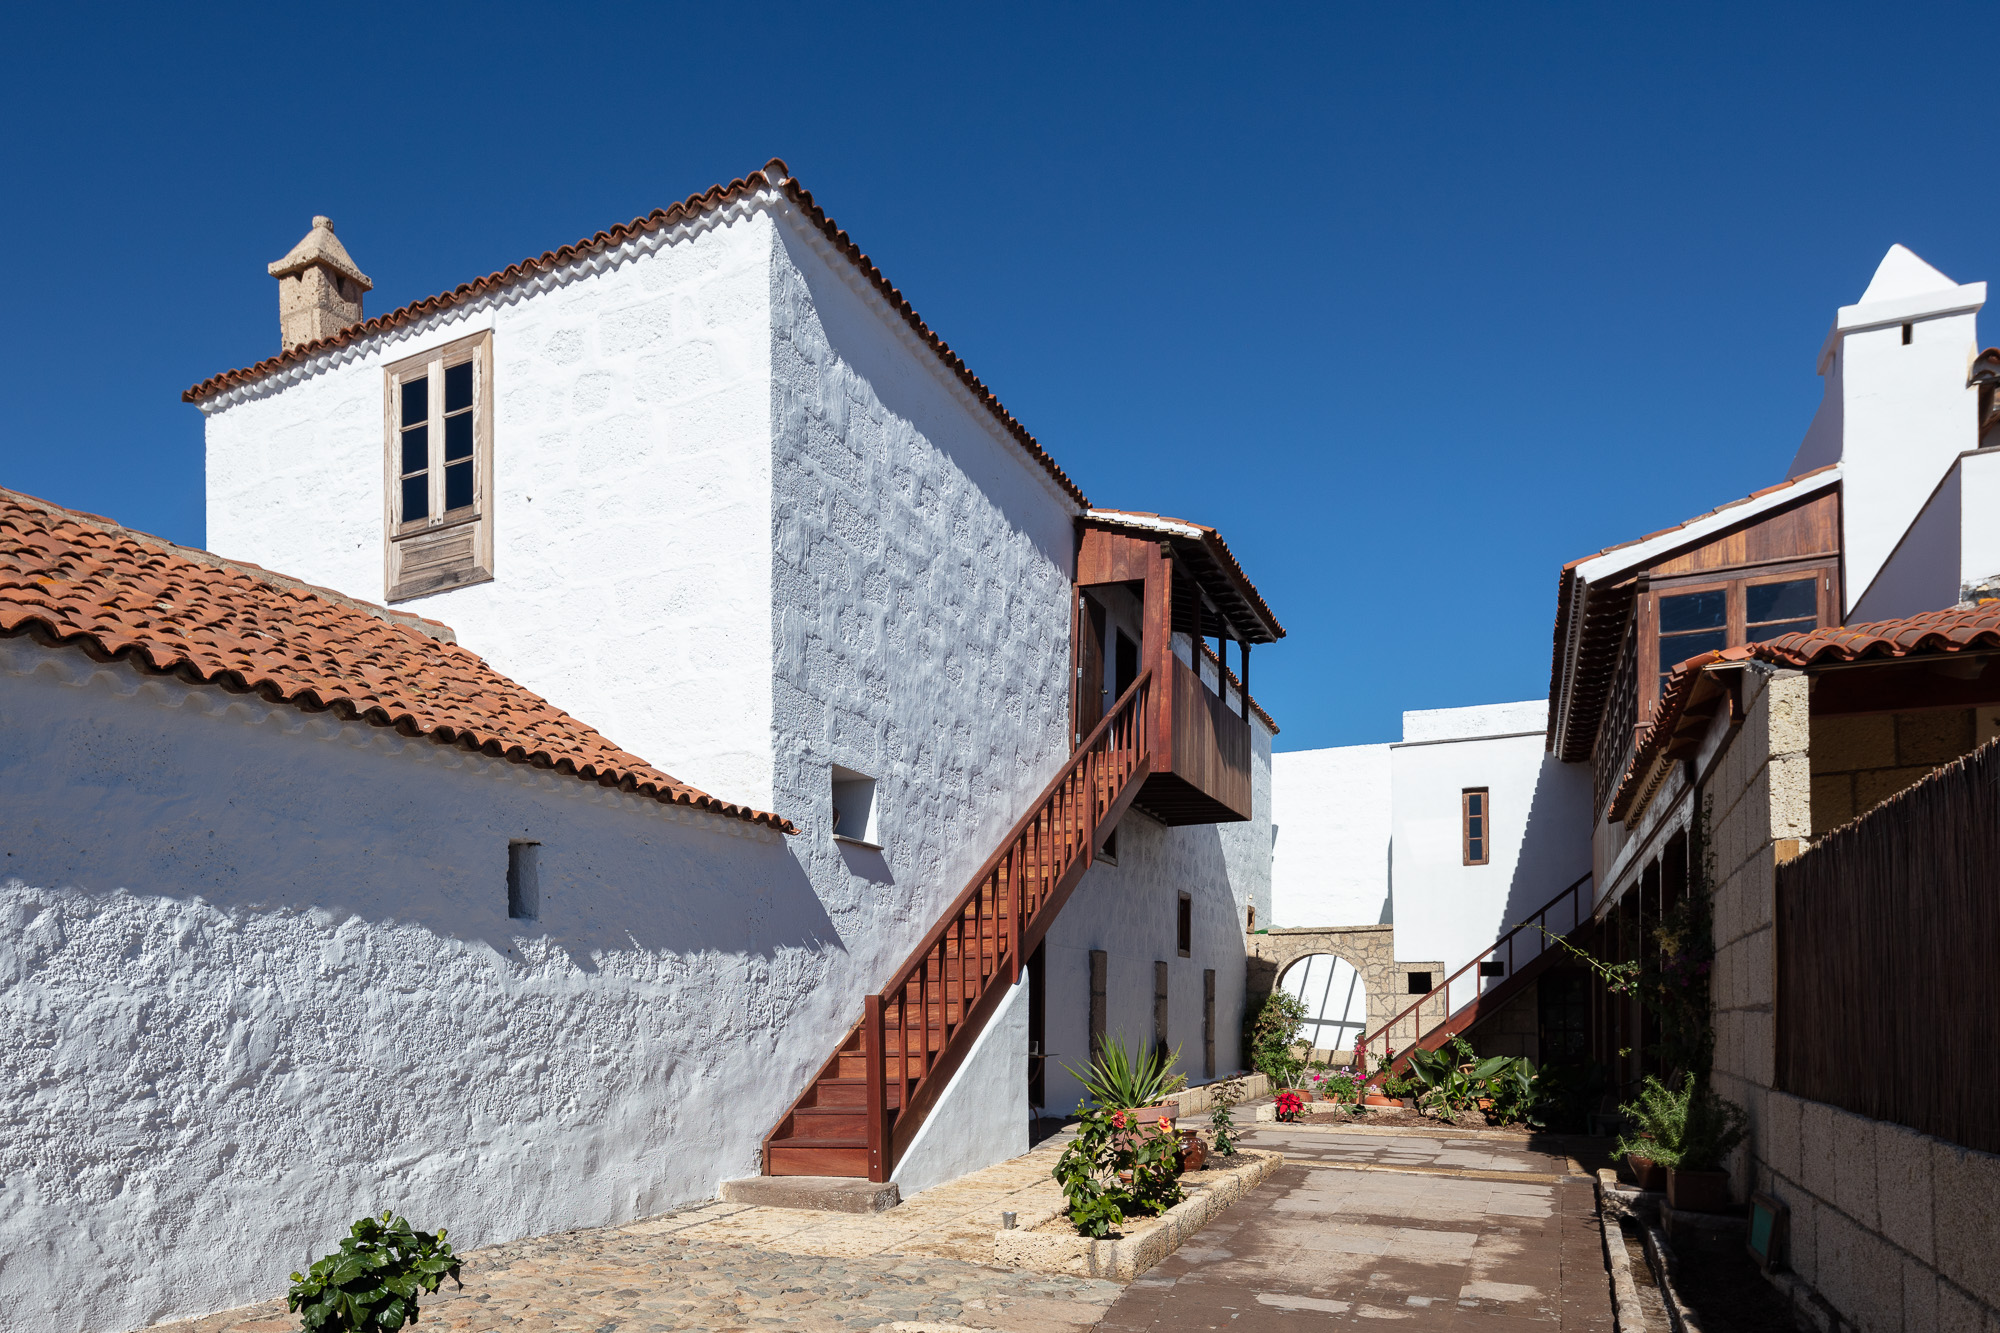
[
  {"left": 1051, "top": 1106, "right": 1184, "bottom": 1237},
  {"left": 1000, "top": 1150, "right": 1283, "bottom": 1280},
  {"left": 1273, "top": 1091, "right": 1304, "bottom": 1123}
]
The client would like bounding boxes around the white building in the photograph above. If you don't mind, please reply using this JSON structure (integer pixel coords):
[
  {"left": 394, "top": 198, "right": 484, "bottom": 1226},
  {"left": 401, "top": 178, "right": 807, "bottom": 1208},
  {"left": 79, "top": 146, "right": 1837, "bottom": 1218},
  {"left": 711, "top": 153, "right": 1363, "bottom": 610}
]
[{"left": 2, "top": 161, "right": 1284, "bottom": 1332}]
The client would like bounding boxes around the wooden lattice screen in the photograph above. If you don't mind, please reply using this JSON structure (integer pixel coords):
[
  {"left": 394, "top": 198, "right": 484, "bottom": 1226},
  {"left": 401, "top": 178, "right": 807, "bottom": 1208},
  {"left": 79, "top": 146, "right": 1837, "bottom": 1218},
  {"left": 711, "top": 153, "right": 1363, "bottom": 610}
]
[{"left": 1775, "top": 736, "right": 2000, "bottom": 1155}]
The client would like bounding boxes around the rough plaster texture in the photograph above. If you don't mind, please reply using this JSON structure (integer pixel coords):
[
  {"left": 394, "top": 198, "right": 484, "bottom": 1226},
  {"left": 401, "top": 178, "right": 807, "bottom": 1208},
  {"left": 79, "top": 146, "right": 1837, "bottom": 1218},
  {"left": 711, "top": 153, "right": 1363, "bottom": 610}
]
[
  {"left": 891, "top": 980, "right": 1029, "bottom": 1198},
  {"left": 1270, "top": 744, "right": 1390, "bottom": 928},
  {"left": 202, "top": 207, "right": 780, "bottom": 809},
  {"left": 1701, "top": 669, "right": 1998, "bottom": 1329},
  {"left": 0, "top": 641, "right": 820, "bottom": 1333}
]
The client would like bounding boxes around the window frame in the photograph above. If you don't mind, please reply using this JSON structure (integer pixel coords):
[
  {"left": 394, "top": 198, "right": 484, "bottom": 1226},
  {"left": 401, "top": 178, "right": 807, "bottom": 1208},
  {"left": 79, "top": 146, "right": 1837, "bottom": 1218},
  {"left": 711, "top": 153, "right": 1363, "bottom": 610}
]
[
  {"left": 1638, "top": 560, "right": 1839, "bottom": 718},
  {"left": 382, "top": 330, "right": 494, "bottom": 602},
  {"left": 1462, "top": 787, "right": 1490, "bottom": 866}
]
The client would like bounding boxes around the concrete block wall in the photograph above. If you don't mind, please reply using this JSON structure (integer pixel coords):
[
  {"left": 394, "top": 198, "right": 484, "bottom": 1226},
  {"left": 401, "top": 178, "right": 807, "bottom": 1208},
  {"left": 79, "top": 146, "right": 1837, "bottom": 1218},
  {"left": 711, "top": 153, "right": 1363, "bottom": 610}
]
[{"left": 1705, "top": 669, "right": 1999, "bottom": 1330}]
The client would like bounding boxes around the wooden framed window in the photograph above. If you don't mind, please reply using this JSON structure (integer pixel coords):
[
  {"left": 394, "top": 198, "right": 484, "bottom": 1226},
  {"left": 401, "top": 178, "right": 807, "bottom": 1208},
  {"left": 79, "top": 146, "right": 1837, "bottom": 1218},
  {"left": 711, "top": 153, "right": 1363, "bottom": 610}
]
[
  {"left": 1640, "top": 563, "right": 1837, "bottom": 712},
  {"left": 383, "top": 331, "right": 493, "bottom": 601},
  {"left": 1462, "top": 788, "right": 1490, "bottom": 866}
]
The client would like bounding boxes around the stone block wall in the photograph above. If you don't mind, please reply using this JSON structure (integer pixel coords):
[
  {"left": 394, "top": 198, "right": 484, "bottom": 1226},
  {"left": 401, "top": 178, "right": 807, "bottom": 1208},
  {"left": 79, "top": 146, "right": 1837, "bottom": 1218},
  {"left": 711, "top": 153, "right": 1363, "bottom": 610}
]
[
  {"left": 1705, "top": 669, "right": 1999, "bottom": 1330},
  {"left": 1809, "top": 707, "right": 1979, "bottom": 832}
]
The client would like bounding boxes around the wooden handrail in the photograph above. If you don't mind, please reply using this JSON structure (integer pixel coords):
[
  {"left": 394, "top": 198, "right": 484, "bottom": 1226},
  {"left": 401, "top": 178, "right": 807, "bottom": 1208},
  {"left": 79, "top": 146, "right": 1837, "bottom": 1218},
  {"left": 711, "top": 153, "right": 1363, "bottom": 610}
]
[
  {"left": 1355, "top": 871, "right": 1593, "bottom": 1078},
  {"left": 866, "top": 669, "right": 1154, "bottom": 1176}
]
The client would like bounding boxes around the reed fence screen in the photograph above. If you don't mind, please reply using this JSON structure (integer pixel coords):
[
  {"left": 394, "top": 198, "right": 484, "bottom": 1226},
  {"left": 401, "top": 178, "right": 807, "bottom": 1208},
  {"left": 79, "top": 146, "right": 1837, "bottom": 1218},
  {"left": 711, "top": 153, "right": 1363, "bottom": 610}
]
[{"left": 1775, "top": 737, "right": 2000, "bottom": 1155}]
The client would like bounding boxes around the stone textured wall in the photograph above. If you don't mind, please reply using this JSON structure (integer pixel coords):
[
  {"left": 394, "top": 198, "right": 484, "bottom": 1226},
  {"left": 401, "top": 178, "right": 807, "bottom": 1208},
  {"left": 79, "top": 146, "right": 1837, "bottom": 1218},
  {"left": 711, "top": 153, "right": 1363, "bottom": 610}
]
[
  {"left": 1808, "top": 707, "right": 1980, "bottom": 832},
  {"left": 0, "top": 642, "right": 813, "bottom": 1333},
  {"left": 1707, "top": 668, "right": 1999, "bottom": 1330}
]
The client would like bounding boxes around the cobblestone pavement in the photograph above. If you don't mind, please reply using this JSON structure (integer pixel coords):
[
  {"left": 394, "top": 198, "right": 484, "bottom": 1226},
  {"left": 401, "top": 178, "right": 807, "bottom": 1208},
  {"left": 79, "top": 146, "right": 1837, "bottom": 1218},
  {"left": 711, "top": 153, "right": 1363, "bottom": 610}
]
[
  {"left": 1097, "top": 1123, "right": 1617, "bottom": 1329},
  {"left": 140, "top": 1139, "right": 1115, "bottom": 1333}
]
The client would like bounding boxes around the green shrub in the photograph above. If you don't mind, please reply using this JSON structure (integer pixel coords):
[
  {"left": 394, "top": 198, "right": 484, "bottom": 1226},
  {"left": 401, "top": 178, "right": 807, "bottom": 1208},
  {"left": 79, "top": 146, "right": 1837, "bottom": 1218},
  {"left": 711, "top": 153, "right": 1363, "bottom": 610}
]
[
  {"left": 1245, "top": 991, "right": 1309, "bottom": 1085},
  {"left": 288, "top": 1211, "right": 461, "bottom": 1333},
  {"left": 1207, "top": 1076, "right": 1244, "bottom": 1156},
  {"left": 1613, "top": 1075, "right": 1747, "bottom": 1171},
  {"left": 1052, "top": 1105, "right": 1185, "bottom": 1237}
]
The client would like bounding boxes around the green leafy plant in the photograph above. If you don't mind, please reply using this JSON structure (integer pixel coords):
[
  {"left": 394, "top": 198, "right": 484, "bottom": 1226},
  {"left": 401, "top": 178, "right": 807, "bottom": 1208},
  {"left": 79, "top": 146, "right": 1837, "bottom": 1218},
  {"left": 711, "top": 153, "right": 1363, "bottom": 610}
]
[
  {"left": 1063, "top": 1038, "right": 1186, "bottom": 1109},
  {"left": 1207, "top": 1076, "right": 1245, "bottom": 1156},
  {"left": 1052, "top": 1104, "right": 1186, "bottom": 1237},
  {"left": 1244, "top": 991, "right": 1309, "bottom": 1087},
  {"left": 1612, "top": 1075, "right": 1747, "bottom": 1171},
  {"left": 288, "top": 1211, "right": 462, "bottom": 1333}
]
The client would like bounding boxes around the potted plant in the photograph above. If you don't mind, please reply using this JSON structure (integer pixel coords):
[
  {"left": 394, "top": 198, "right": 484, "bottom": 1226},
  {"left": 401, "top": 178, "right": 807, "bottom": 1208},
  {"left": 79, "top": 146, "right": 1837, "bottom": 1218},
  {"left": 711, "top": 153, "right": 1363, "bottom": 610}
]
[
  {"left": 1613, "top": 1075, "right": 1747, "bottom": 1211},
  {"left": 1063, "top": 1039, "right": 1187, "bottom": 1123}
]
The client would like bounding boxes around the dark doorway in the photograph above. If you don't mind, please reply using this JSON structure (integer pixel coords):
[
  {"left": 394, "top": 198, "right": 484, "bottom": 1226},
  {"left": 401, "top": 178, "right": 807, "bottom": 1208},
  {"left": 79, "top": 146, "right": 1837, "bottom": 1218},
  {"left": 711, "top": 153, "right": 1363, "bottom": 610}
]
[
  {"left": 1028, "top": 940, "right": 1048, "bottom": 1109},
  {"left": 1076, "top": 596, "right": 1108, "bottom": 744},
  {"left": 1539, "top": 969, "right": 1590, "bottom": 1063},
  {"left": 1114, "top": 628, "right": 1139, "bottom": 703}
]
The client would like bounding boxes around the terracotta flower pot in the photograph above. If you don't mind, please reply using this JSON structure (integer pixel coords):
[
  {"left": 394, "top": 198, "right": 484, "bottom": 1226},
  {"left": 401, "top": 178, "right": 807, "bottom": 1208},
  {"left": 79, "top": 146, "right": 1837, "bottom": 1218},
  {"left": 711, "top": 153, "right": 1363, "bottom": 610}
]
[
  {"left": 1178, "top": 1130, "right": 1207, "bottom": 1173},
  {"left": 1666, "top": 1167, "right": 1731, "bottom": 1213},
  {"left": 1626, "top": 1154, "right": 1666, "bottom": 1192},
  {"left": 1363, "top": 1093, "right": 1396, "bottom": 1106}
]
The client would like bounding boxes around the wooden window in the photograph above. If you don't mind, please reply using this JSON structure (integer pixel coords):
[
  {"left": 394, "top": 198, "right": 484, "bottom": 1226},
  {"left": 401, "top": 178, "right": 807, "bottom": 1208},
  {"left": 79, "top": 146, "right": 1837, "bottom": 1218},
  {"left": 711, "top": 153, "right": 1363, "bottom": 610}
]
[
  {"left": 383, "top": 331, "right": 493, "bottom": 601},
  {"left": 1641, "top": 565, "right": 1836, "bottom": 710},
  {"left": 1462, "top": 788, "right": 1490, "bottom": 866},
  {"left": 1177, "top": 892, "right": 1192, "bottom": 957}
]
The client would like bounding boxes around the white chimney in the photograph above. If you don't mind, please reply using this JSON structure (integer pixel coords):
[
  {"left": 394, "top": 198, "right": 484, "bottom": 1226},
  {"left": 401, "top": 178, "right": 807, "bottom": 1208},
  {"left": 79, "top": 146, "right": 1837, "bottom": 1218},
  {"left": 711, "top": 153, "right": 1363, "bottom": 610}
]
[{"left": 268, "top": 216, "right": 372, "bottom": 352}]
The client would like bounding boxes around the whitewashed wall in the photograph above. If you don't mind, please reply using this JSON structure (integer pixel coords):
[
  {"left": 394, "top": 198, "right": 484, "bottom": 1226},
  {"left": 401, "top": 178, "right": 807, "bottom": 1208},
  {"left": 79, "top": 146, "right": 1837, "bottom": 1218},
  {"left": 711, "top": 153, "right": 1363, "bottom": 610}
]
[
  {"left": 1271, "top": 743, "right": 1391, "bottom": 928},
  {"left": 1389, "top": 702, "right": 1592, "bottom": 981},
  {"left": 201, "top": 209, "right": 779, "bottom": 809},
  {"left": 0, "top": 640, "right": 837, "bottom": 1333},
  {"left": 1856, "top": 447, "right": 2000, "bottom": 622}
]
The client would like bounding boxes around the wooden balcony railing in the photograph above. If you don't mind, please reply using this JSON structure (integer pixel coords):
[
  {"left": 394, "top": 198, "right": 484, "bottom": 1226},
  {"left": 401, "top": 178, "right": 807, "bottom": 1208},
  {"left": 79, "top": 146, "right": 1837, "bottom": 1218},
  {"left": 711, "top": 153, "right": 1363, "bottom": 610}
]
[{"left": 861, "top": 670, "right": 1155, "bottom": 1178}]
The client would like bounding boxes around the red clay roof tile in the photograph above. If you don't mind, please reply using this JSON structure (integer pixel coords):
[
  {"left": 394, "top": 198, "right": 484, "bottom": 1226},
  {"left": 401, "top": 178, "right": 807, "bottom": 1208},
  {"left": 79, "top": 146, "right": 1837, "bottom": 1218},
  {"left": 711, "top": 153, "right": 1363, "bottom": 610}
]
[
  {"left": 183, "top": 160, "right": 1088, "bottom": 510},
  {"left": 0, "top": 487, "right": 792, "bottom": 832}
]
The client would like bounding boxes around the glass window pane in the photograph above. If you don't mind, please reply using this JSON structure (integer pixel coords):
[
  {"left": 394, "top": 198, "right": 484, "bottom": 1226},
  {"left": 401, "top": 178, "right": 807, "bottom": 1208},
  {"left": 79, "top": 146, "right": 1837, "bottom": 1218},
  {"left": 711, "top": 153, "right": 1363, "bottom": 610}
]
[
  {"left": 400, "top": 424, "right": 428, "bottom": 475},
  {"left": 1748, "top": 579, "right": 1817, "bottom": 625},
  {"left": 401, "top": 474, "right": 429, "bottom": 522},
  {"left": 1751, "top": 617, "right": 1816, "bottom": 641},
  {"left": 444, "top": 459, "right": 474, "bottom": 511},
  {"left": 401, "top": 375, "right": 429, "bottom": 428},
  {"left": 444, "top": 411, "right": 473, "bottom": 461},
  {"left": 1468, "top": 817, "right": 1483, "bottom": 839},
  {"left": 1469, "top": 838, "right": 1484, "bottom": 861},
  {"left": 1659, "top": 628, "right": 1728, "bottom": 673},
  {"left": 1466, "top": 793, "right": 1482, "bottom": 816},
  {"left": 445, "top": 361, "right": 473, "bottom": 413},
  {"left": 1659, "top": 589, "right": 1726, "bottom": 634}
]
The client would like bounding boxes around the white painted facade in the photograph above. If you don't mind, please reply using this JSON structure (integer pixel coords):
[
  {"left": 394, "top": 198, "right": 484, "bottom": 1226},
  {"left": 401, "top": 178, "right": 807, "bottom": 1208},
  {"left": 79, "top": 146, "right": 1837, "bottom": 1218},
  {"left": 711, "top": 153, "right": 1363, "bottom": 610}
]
[
  {"left": 0, "top": 639, "right": 810, "bottom": 1333},
  {"left": 0, "top": 173, "right": 1277, "bottom": 1330},
  {"left": 1269, "top": 701, "right": 1591, "bottom": 1002},
  {"left": 1785, "top": 244, "right": 1987, "bottom": 616}
]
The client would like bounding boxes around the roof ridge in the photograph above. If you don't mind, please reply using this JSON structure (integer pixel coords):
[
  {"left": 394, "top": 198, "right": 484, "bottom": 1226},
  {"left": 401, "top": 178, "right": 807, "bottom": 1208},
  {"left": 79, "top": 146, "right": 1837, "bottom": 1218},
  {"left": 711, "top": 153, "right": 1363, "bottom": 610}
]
[{"left": 183, "top": 160, "right": 1088, "bottom": 509}]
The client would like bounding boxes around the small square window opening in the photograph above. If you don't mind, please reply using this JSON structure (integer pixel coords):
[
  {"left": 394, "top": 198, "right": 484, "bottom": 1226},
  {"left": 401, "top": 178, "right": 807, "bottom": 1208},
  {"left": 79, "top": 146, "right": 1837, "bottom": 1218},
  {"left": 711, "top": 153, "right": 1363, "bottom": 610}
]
[
  {"left": 1479, "top": 960, "right": 1506, "bottom": 978},
  {"left": 831, "top": 765, "right": 880, "bottom": 847},
  {"left": 1462, "top": 788, "right": 1490, "bottom": 866},
  {"left": 1407, "top": 972, "right": 1433, "bottom": 994}
]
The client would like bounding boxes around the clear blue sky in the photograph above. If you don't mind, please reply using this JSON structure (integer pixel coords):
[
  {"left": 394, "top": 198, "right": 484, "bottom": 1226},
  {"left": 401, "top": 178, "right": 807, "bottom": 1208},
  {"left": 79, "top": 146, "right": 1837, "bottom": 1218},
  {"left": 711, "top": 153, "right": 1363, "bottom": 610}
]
[{"left": 4, "top": 4, "right": 1996, "bottom": 751}]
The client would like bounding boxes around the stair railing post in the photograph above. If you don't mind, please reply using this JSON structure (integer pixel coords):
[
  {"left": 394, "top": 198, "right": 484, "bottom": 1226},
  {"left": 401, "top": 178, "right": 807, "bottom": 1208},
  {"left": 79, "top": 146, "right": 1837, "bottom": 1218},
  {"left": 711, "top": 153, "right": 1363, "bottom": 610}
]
[{"left": 865, "top": 992, "right": 887, "bottom": 1183}]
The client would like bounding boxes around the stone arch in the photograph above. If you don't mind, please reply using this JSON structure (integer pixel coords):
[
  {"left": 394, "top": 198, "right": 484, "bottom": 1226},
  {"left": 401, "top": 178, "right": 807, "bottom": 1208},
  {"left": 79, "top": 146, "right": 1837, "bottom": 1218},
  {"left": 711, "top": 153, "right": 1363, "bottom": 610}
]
[{"left": 1245, "top": 925, "right": 1400, "bottom": 1050}]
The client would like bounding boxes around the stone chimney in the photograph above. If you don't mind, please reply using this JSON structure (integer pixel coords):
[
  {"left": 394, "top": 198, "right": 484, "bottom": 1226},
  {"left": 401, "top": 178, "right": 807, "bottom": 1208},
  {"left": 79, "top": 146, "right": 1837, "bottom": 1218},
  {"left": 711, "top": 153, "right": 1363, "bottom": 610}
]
[{"left": 268, "top": 216, "right": 372, "bottom": 351}]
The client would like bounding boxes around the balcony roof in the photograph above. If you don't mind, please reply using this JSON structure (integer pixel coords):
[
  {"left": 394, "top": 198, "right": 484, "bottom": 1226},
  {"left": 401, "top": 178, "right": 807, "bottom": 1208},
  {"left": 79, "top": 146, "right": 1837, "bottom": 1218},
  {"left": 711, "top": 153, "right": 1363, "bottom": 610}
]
[{"left": 1084, "top": 509, "right": 1284, "bottom": 644}]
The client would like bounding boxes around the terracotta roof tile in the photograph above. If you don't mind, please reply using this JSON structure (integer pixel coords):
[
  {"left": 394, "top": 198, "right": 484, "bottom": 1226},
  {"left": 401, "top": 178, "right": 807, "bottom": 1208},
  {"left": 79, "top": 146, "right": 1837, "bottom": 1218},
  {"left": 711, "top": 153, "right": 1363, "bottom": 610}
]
[
  {"left": 1607, "top": 600, "right": 2000, "bottom": 822},
  {"left": 1085, "top": 509, "right": 1285, "bottom": 641},
  {"left": 0, "top": 487, "right": 792, "bottom": 832},
  {"left": 183, "top": 159, "right": 1088, "bottom": 510}
]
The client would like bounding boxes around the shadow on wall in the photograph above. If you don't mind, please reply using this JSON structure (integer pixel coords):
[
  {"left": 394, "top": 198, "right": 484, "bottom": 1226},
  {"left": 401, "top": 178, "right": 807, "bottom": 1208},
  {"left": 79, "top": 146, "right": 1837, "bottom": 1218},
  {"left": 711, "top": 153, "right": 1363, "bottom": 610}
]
[{"left": 1497, "top": 752, "right": 1593, "bottom": 942}]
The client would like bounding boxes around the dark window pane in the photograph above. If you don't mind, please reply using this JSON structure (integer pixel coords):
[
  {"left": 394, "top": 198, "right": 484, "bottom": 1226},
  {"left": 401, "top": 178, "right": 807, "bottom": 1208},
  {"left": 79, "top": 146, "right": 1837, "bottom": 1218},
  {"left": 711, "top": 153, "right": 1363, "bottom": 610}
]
[
  {"left": 444, "top": 411, "right": 474, "bottom": 461},
  {"left": 1750, "top": 617, "right": 1816, "bottom": 641},
  {"left": 401, "top": 474, "right": 428, "bottom": 522},
  {"left": 1748, "top": 579, "right": 1817, "bottom": 625},
  {"left": 1466, "top": 793, "right": 1483, "bottom": 816},
  {"left": 1659, "top": 628, "right": 1728, "bottom": 673},
  {"left": 445, "top": 361, "right": 473, "bottom": 413},
  {"left": 401, "top": 375, "right": 428, "bottom": 428},
  {"left": 444, "top": 459, "right": 474, "bottom": 511},
  {"left": 1469, "top": 838, "right": 1484, "bottom": 861},
  {"left": 1468, "top": 817, "right": 1483, "bottom": 839},
  {"left": 1659, "top": 590, "right": 1726, "bottom": 633},
  {"left": 400, "top": 424, "right": 428, "bottom": 475}
]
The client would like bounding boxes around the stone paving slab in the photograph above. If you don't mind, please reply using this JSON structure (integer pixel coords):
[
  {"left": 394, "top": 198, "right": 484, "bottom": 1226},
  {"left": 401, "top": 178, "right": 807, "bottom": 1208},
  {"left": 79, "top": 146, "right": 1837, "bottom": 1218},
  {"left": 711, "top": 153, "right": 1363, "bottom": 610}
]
[{"left": 1094, "top": 1124, "right": 1616, "bottom": 1329}]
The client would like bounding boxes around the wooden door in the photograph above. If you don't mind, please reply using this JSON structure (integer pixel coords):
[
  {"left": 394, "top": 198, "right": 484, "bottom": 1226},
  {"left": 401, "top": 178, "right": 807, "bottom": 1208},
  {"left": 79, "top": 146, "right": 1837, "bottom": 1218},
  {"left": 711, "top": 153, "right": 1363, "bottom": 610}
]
[{"left": 1075, "top": 593, "right": 1107, "bottom": 745}]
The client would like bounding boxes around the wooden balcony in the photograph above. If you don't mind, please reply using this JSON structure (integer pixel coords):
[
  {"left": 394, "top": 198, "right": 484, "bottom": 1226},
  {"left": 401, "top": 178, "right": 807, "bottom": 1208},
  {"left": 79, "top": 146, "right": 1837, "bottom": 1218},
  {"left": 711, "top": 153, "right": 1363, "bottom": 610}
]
[{"left": 1134, "top": 655, "right": 1253, "bottom": 825}]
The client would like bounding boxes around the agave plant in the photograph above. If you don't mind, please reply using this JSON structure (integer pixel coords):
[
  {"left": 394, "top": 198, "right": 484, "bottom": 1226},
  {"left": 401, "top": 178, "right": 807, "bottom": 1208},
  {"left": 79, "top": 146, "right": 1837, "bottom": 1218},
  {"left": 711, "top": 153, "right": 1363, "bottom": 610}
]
[{"left": 1063, "top": 1038, "right": 1187, "bottom": 1109}]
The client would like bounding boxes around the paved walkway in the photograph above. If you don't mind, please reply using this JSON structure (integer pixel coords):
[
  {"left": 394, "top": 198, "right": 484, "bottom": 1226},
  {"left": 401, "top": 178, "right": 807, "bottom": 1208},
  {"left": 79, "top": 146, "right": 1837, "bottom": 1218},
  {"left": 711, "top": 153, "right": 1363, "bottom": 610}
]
[{"left": 1097, "top": 1124, "right": 1616, "bottom": 1329}]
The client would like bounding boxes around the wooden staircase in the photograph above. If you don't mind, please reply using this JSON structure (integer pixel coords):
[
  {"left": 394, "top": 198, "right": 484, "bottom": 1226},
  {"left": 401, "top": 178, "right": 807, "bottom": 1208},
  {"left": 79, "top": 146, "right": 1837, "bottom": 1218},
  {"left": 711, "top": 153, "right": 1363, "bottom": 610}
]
[
  {"left": 763, "top": 672, "right": 1156, "bottom": 1180},
  {"left": 1356, "top": 871, "right": 1594, "bottom": 1076}
]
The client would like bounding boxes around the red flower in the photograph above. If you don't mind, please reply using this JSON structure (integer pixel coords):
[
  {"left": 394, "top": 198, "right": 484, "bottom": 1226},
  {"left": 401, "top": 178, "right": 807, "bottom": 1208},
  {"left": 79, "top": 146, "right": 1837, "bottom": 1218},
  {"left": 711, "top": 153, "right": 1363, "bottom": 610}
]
[
  {"left": 1110, "top": 1111, "right": 1127, "bottom": 1129},
  {"left": 1157, "top": 1116, "right": 1174, "bottom": 1134}
]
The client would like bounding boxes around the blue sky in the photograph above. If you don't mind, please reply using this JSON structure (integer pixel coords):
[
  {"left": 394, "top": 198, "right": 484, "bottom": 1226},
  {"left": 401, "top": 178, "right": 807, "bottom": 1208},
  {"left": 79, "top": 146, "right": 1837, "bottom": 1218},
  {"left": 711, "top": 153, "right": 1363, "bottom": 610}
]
[{"left": 4, "top": 4, "right": 1997, "bottom": 751}]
